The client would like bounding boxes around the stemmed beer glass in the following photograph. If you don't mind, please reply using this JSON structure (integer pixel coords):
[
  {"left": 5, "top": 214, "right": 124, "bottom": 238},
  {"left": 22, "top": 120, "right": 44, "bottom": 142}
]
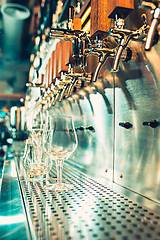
[{"left": 44, "top": 115, "right": 78, "bottom": 191}]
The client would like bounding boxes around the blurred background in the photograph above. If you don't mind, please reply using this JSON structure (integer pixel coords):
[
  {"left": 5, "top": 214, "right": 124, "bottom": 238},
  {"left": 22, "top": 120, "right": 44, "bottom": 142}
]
[
  {"left": 0, "top": 0, "right": 60, "bottom": 111},
  {"left": 0, "top": 0, "right": 60, "bottom": 154}
]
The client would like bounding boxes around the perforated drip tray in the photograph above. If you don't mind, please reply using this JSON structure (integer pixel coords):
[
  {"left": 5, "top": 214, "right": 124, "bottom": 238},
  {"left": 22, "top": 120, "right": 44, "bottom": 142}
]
[{"left": 19, "top": 163, "right": 160, "bottom": 240}]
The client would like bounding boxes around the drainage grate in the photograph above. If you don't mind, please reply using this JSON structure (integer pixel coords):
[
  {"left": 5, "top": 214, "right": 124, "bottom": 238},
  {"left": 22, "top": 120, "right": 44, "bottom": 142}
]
[{"left": 20, "top": 163, "right": 160, "bottom": 240}]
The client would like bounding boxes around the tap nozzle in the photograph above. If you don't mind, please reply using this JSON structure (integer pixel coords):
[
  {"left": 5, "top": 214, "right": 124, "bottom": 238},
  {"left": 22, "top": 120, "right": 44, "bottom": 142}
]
[{"left": 89, "top": 47, "right": 115, "bottom": 81}]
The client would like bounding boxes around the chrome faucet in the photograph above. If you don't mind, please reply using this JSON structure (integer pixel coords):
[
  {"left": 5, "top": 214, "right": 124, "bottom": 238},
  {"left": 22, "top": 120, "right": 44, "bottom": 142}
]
[
  {"left": 85, "top": 35, "right": 134, "bottom": 80},
  {"left": 85, "top": 41, "right": 115, "bottom": 82},
  {"left": 50, "top": 6, "right": 91, "bottom": 70},
  {"left": 109, "top": 15, "right": 149, "bottom": 71},
  {"left": 139, "top": 0, "right": 160, "bottom": 50},
  {"left": 65, "top": 71, "right": 92, "bottom": 98}
]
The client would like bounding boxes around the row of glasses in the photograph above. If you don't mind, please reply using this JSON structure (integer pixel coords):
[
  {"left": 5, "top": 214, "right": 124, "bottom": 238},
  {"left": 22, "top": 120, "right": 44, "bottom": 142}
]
[{"left": 23, "top": 114, "right": 78, "bottom": 191}]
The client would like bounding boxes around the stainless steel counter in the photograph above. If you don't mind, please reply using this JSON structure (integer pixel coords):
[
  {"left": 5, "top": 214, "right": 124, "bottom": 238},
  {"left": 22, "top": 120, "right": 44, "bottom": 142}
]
[
  {"left": 0, "top": 159, "right": 32, "bottom": 240},
  {"left": 1, "top": 157, "right": 160, "bottom": 240}
]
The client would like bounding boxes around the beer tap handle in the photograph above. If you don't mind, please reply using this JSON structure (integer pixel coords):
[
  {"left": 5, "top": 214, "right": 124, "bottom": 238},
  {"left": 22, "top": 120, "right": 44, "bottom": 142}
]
[
  {"left": 145, "top": 8, "right": 160, "bottom": 50},
  {"left": 68, "top": 6, "right": 75, "bottom": 30},
  {"left": 87, "top": 47, "right": 115, "bottom": 82},
  {"left": 139, "top": 1, "right": 160, "bottom": 50}
]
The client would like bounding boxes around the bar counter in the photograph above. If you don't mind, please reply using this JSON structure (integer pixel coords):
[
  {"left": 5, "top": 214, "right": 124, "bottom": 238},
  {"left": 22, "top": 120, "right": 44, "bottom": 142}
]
[{"left": 1, "top": 152, "right": 160, "bottom": 240}]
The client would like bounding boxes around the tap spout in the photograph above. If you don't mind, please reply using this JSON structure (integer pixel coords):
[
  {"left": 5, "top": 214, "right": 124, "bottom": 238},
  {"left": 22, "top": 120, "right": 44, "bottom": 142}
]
[
  {"left": 67, "top": 79, "right": 77, "bottom": 97},
  {"left": 92, "top": 62, "right": 103, "bottom": 82},
  {"left": 59, "top": 83, "right": 70, "bottom": 101},
  {"left": 112, "top": 45, "right": 124, "bottom": 72},
  {"left": 91, "top": 49, "right": 115, "bottom": 82},
  {"left": 53, "top": 89, "right": 63, "bottom": 106}
]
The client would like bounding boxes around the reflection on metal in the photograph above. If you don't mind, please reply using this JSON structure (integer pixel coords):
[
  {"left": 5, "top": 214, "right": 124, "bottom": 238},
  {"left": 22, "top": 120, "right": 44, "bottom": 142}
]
[
  {"left": 94, "top": 80, "right": 113, "bottom": 114},
  {"left": 0, "top": 160, "right": 31, "bottom": 240},
  {"left": 79, "top": 89, "right": 94, "bottom": 115}
]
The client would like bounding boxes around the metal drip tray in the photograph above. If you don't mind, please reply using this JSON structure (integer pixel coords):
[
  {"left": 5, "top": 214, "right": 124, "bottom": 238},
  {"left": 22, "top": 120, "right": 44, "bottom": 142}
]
[{"left": 19, "top": 162, "right": 160, "bottom": 240}]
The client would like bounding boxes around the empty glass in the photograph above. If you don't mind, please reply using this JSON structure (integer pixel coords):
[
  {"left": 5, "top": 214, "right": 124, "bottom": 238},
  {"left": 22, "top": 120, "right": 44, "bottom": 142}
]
[
  {"left": 44, "top": 115, "right": 78, "bottom": 191},
  {"left": 23, "top": 129, "right": 52, "bottom": 181}
]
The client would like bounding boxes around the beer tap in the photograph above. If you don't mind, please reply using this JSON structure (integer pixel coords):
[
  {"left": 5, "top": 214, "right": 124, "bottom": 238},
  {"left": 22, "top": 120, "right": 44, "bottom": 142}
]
[
  {"left": 51, "top": 79, "right": 64, "bottom": 106},
  {"left": 50, "top": 6, "right": 91, "bottom": 70},
  {"left": 139, "top": 0, "right": 160, "bottom": 50},
  {"left": 64, "top": 69, "right": 92, "bottom": 98},
  {"left": 58, "top": 73, "right": 72, "bottom": 102},
  {"left": 85, "top": 39, "right": 115, "bottom": 82},
  {"left": 84, "top": 35, "right": 133, "bottom": 81},
  {"left": 109, "top": 14, "right": 149, "bottom": 71},
  {"left": 53, "top": 69, "right": 72, "bottom": 102}
]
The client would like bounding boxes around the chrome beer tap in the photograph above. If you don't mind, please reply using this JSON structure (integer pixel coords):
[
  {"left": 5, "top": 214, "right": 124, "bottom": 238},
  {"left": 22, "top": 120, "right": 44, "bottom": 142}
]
[
  {"left": 109, "top": 15, "right": 149, "bottom": 71},
  {"left": 58, "top": 73, "right": 73, "bottom": 102},
  {"left": 84, "top": 34, "right": 134, "bottom": 81},
  {"left": 50, "top": 6, "right": 91, "bottom": 70},
  {"left": 65, "top": 70, "right": 92, "bottom": 98},
  {"left": 139, "top": 0, "right": 160, "bottom": 50},
  {"left": 85, "top": 39, "right": 115, "bottom": 82},
  {"left": 52, "top": 79, "right": 65, "bottom": 105}
]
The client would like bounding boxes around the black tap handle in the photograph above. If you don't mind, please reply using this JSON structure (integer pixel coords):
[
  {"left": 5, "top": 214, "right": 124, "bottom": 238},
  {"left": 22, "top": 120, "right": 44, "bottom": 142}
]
[
  {"left": 68, "top": 6, "right": 75, "bottom": 21},
  {"left": 86, "top": 126, "right": 95, "bottom": 132},
  {"left": 75, "top": 126, "right": 95, "bottom": 132},
  {"left": 143, "top": 120, "right": 159, "bottom": 128},
  {"left": 119, "top": 122, "right": 133, "bottom": 129}
]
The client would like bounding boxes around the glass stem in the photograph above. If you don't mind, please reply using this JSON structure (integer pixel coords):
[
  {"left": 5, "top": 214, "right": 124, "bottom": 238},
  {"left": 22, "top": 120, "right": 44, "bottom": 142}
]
[{"left": 56, "top": 160, "right": 64, "bottom": 185}]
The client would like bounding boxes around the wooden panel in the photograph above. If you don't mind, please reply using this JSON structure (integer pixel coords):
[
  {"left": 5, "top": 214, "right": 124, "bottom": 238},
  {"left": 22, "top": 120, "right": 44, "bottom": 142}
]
[
  {"left": 90, "top": 0, "right": 134, "bottom": 38},
  {"left": 53, "top": 42, "right": 61, "bottom": 80},
  {"left": 73, "top": 18, "right": 81, "bottom": 30},
  {"left": 107, "top": 0, "right": 134, "bottom": 19},
  {"left": 58, "top": 41, "right": 69, "bottom": 73},
  {"left": 85, "top": 55, "right": 98, "bottom": 73},
  {"left": 48, "top": 58, "right": 51, "bottom": 87},
  {"left": 44, "top": 63, "right": 48, "bottom": 88},
  {"left": 51, "top": 51, "right": 56, "bottom": 84},
  {"left": 90, "top": 0, "right": 111, "bottom": 38},
  {"left": 41, "top": 73, "right": 44, "bottom": 85},
  {"left": 65, "top": 41, "right": 75, "bottom": 66}
]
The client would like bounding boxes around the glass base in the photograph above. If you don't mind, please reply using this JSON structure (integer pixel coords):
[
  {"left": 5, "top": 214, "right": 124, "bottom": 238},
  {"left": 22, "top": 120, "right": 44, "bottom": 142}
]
[
  {"left": 27, "top": 174, "right": 47, "bottom": 182},
  {"left": 46, "top": 182, "right": 74, "bottom": 192}
]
